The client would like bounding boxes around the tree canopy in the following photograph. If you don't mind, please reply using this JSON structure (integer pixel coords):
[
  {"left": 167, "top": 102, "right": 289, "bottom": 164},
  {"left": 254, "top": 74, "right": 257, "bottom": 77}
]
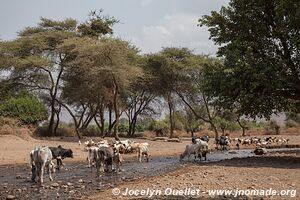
[{"left": 199, "top": 0, "right": 300, "bottom": 118}]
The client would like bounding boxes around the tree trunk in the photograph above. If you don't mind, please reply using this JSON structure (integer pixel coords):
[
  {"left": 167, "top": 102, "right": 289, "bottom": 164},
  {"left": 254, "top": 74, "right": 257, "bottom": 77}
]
[
  {"left": 113, "top": 79, "right": 120, "bottom": 141},
  {"left": 56, "top": 100, "right": 82, "bottom": 139},
  {"left": 131, "top": 116, "right": 137, "bottom": 136},
  {"left": 108, "top": 105, "right": 113, "bottom": 136},
  {"left": 128, "top": 122, "right": 132, "bottom": 136},
  {"left": 47, "top": 99, "right": 56, "bottom": 136},
  {"left": 221, "top": 127, "right": 225, "bottom": 136},
  {"left": 167, "top": 94, "right": 174, "bottom": 138},
  {"left": 237, "top": 118, "right": 247, "bottom": 136},
  {"left": 210, "top": 122, "right": 219, "bottom": 138},
  {"left": 54, "top": 104, "right": 61, "bottom": 136},
  {"left": 99, "top": 107, "right": 105, "bottom": 136}
]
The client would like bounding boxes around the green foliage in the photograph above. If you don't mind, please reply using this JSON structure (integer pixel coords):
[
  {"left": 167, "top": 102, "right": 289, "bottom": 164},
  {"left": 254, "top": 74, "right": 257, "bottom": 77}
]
[
  {"left": 118, "top": 123, "right": 129, "bottom": 133},
  {"left": 135, "top": 123, "right": 144, "bottom": 132},
  {"left": 214, "top": 117, "right": 240, "bottom": 133},
  {"left": 144, "top": 47, "right": 194, "bottom": 94},
  {"left": 247, "top": 121, "right": 268, "bottom": 129},
  {"left": 200, "top": 0, "right": 300, "bottom": 118},
  {"left": 0, "top": 11, "right": 120, "bottom": 138},
  {"left": 0, "top": 94, "right": 47, "bottom": 124},
  {"left": 77, "top": 10, "right": 118, "bottom": 37},
  {"left": 148, "top": 119, "right": 169, "bottom": 135}
]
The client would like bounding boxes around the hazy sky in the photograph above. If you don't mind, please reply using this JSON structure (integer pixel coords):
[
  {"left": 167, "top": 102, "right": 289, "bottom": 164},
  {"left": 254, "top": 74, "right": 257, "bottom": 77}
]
[{"left": 0, "top": 0, "right": 228, "bottom": 55}]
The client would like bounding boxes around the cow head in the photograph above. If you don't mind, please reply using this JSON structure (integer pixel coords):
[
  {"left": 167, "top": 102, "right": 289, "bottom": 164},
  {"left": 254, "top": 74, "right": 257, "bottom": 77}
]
[{"left": 63, "top": 149, "right": 73, "bottom": 158}]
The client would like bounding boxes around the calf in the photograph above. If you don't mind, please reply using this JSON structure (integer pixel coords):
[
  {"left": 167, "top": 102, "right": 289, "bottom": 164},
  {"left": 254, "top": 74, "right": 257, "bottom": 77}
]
[
  {"left": 30, "top": 146, "right": 55, "bottom": 184},
  {"left": 49, "top": 145, "right": 73, "bottom": 170}
]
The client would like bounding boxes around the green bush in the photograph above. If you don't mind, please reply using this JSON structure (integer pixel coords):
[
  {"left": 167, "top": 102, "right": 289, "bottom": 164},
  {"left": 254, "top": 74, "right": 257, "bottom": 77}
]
[
  {"left": 135, "top": 123, "right": 144, "bottom": 133},
  {"left": 118, "top": 123, "right": 129, "bottom": 133},
  {"left": 148, "top": 119, "right": 169, "bottom": 136},
  {"left": 0, "top": 95, "right": 48, "bottom": 125},
  {"left": 248, "top": 121, "right": 268, "bottom": 129}
]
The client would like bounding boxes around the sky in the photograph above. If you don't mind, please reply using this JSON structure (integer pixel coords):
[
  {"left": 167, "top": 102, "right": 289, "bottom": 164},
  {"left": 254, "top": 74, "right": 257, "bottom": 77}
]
[{"left": 0, "top": 0, "right": 228, "bottom": 55}]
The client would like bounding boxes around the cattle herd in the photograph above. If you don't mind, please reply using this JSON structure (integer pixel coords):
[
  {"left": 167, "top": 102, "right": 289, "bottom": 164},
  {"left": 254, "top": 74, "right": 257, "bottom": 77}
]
[
  {"left": 29, "top": 135, "right": 289, "bottom": 184},
  {"left": 29, "top": 139, "right": 150, "bottom": 184}
]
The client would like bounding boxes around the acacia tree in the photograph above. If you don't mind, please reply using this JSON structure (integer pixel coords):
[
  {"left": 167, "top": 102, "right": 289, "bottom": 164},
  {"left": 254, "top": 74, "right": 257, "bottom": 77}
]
[
  {"left": 175, "top": 55, "right": 222, "bottom": 138},
  {"left": 199, "top": 0, "right": 300, "bottom": 118},
  {"left": 0, "top": 18, "right": 78, "bottom": 135},
  {"left": 0, "top": 11, "right": 118, "bottom": 137},
  {"left": 61, "top": 37, "right": 141, "bottom": 140},
  {"left": 124, "top": 77, "right": 157, "bottom": 136},
  {"left": 145, "top": 48, "right": 194, "bottom": 138}
]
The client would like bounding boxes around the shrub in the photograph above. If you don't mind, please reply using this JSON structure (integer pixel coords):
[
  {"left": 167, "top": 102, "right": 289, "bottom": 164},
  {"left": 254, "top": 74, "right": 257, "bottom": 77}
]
[
  {"left": 118, "top": 123, "right": 129, "bottom": 133},
  {"left": 148, "top": 120, "right": 169, "bottom": 136},
  {"left": 0, "top": 95, "right": 48, "bottom": 125}
]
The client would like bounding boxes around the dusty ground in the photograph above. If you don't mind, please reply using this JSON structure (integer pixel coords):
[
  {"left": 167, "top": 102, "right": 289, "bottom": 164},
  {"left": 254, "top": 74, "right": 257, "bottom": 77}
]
[
  {"left": 0, "top": 135, "right": 192, "bottom": 165},
  {"left": 89, "top": 152, "right": 300, "bottom": 200},
  {"left": 0, "top": 133, "right": 299, "bottom": 199},
  {"left": 1, "top": 134, "right": 300, "bottom": 165}
]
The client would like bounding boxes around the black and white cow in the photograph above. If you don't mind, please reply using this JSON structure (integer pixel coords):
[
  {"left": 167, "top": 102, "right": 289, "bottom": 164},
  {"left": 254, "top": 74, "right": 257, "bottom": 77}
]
[{"left": 49, "top": 145, "right": 73, "bottom": 170}]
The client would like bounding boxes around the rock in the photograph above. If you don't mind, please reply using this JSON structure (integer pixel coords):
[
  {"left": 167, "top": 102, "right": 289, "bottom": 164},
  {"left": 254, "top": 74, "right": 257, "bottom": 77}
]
[
  {"left": 167, "top": 138, "right": 181, "bottom": 143},
  {"left": 51, "top": 183, "right": 60, "bottom": 187},
  {"left": 16, "top": 175, "right": 22, "bottom": 179},
  {"left": 78, "top": 179, "right": 84, "bottom": 183},
  {"left": 254, "top": 147, "right": 267, "bottom": 155},
  {"left": 6, "top": 195, "right": 15, "bottom": 200},
  {"left": 67, "top": 182, "right": 73, "bottom": 186},
  {"left": 69, "top": 190, "right": 75, "bottom": 194}
]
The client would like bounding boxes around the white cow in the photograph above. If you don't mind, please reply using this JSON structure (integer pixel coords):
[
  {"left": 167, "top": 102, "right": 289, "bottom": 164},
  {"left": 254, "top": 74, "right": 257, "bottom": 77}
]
[{"left": 30, "top": 146, "right": 55, "bottom": 184}]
